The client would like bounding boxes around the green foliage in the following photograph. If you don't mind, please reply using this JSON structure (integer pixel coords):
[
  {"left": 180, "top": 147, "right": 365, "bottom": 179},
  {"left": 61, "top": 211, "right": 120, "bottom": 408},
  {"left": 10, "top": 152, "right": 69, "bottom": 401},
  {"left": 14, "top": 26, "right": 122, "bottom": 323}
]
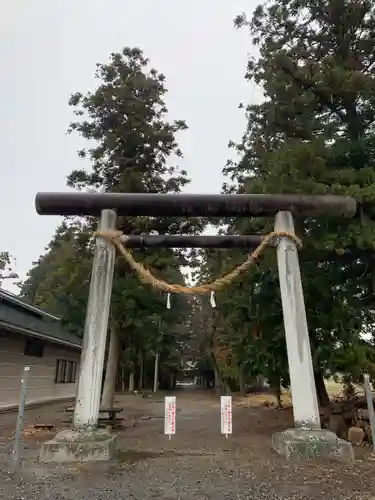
[
  {"left": 0, "top": 251, "right": 18, "bottom": 287},
  {"left": 333, "top": 339, "right": 375, "bottom": 383},
  {"left": 200, "top": 0, "right": 375, "bottom": 399},
  {"left": 20, "top": 221, "right": 93, "bottom": 336},
  {"left": 22, "top": 47, "right": 204, "bottom": 388}
]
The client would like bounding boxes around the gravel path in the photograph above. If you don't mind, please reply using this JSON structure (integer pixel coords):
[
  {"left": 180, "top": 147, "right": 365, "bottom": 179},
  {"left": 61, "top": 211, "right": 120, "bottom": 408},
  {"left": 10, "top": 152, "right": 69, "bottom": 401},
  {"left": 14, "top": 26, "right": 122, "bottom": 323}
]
[{"left": 0, "top": 388, "right": 374, "bottom": 499}]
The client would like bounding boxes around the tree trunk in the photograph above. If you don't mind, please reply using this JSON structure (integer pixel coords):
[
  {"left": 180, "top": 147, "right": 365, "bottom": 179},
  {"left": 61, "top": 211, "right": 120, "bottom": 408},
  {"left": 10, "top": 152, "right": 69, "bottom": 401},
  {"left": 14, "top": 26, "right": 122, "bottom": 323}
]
[
  {"left": 121, "top": 366, "right": 126, "bottom": 392},
  {"left": 256, "top": 375, "right": 265, "bottom": 388},
  {"left": 268, "top": 373, "right": 282, "bottom": 408},
  {"left": 153, "top": 350, "right": 159, "bottom": 393},
  {"left": 169, "top": 372, "right": 175, "bottom": 390},
  {"left": 222, "top": 379, "right": 230, "bottom": 395},
  {"left": 314, "top": 369, "right": 330, "bottom": 408},
  {"left": 138, "top": 351, "right": 144, "bottom": 390},
  {"left": 274, "top": 385, "right": 282, "bottom": 409},
  {"left": 239, "top": 363, "right": 246, "bottom": 396},
  {"left": 214, "top": 365, "right": 221, "bottom": 394},
  {"left": 129, "top": 369, "right": 135, "bottom": 392},
  {"left": 101, "top": 328, "right": 120, "bottom": 408}
]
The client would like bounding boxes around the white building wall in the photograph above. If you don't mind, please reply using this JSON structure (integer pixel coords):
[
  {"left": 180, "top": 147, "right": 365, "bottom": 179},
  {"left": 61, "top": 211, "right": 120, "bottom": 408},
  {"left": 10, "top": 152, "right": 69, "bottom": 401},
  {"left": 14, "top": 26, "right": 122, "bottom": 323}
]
[{"left": 0, "top": 330, "right": 80, "bottom": 409}]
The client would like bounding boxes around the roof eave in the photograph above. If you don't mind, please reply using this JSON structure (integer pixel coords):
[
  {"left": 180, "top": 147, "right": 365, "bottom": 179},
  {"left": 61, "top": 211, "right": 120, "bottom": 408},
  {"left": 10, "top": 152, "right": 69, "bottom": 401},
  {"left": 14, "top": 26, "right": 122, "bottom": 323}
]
[
  {"left": 0, "top": 320, "right": 82, "bottom": 350},
  {"left": 0, "top": 289, "right": 61, "bottom": 321}
]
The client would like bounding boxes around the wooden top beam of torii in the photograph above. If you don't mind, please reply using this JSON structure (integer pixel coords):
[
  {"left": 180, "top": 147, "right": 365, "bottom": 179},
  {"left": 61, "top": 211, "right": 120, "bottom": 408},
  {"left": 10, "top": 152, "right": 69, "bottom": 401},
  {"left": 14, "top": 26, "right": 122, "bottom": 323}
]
[{"left": 35, "top": 192, "right": 359, "bottom": 219}]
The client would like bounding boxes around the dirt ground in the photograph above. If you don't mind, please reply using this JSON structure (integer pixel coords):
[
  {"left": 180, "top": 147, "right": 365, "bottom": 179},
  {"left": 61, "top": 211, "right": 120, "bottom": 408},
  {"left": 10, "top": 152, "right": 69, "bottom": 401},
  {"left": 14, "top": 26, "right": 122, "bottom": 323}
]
[{"left": 0, "top": 386, "right": 375, "bottom": 500}]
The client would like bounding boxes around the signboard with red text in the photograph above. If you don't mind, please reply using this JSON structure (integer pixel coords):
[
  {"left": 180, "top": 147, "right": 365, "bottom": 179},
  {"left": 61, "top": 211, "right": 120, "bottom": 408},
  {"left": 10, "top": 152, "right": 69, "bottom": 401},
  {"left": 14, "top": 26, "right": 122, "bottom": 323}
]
[
  {"left": 220, "top": 395, "right": 232, "bottom": 437},
  {"left": 164, "top": 396, "right": 176, "bottom": 438}
]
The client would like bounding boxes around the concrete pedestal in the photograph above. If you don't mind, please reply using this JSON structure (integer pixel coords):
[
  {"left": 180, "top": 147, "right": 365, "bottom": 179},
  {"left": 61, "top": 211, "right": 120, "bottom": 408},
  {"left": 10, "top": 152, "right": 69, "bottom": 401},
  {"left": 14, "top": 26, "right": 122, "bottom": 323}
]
[
  {"left": 272, "top": 428, "right": 354, "bottom": 463},
  {"left": 40, "top": 429, "right": 117, "bottom": 463}
]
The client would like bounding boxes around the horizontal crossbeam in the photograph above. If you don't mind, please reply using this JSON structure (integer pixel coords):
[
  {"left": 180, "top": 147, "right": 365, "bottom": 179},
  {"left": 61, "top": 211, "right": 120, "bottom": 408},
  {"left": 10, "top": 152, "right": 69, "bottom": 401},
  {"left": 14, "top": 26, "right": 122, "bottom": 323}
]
[
  {"left": 121, "top": 235, "right": 268, "bottom": 248},
  {"left": 35, "top": 192, "right": 358, "bottom": 218}
]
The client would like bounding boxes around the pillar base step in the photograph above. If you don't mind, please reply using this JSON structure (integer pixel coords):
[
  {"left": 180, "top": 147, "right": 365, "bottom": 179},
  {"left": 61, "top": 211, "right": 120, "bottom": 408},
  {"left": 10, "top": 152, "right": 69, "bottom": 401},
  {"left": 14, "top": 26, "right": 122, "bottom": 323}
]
[
  {"left": 272, "top": 428, "right": 354, "bottom": 463},
  {"left": 40, "top": 429, "right": 117, "bottom": 463}
]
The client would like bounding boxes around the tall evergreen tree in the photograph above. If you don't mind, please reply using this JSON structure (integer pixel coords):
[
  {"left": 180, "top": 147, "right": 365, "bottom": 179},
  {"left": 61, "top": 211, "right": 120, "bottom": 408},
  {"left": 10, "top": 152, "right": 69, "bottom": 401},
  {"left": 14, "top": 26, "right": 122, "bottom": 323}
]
[
  {"left": 22, "top": 47, "right": 204, "bottom": 394},
  {"left": 201, "top": 0, "right": 375, "bottom": 401}
]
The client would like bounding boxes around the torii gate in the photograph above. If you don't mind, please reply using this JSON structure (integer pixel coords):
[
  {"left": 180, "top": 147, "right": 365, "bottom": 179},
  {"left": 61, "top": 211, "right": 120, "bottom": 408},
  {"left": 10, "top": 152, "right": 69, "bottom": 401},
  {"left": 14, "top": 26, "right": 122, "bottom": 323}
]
[{"left": 36, "top": 192, "right": 357, "bottom": 463}]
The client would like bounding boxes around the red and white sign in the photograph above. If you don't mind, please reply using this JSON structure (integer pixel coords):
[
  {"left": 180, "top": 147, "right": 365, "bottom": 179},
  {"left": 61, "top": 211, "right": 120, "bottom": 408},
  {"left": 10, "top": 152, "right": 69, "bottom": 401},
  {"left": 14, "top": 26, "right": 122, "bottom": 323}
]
[
  {"left": 164, "top": 396, "right": 176, "bottom": 438},
  {"left": 220, "top": 395, "right": 232, "bottom": 437}
]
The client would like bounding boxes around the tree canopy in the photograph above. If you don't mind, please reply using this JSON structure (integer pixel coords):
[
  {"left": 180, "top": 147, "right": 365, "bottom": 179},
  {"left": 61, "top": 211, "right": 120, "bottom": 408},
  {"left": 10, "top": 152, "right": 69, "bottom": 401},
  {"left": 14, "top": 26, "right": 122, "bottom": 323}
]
[
  {"left": 197, "top": 0, "right": 375, "bottom": 401},
  {"left": 21, "top": 47, "right": 203, "bottom": 390}
]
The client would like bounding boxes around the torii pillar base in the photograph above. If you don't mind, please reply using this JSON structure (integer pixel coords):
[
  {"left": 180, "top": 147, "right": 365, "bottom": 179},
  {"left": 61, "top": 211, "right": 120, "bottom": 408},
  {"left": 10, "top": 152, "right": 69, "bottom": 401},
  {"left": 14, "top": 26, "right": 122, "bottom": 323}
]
[
  {"left": 40, "top": 429, "right": 117, "bottom": 463},
  {"left": 272, "top": 428, "right": 354, "bottom": 463}
]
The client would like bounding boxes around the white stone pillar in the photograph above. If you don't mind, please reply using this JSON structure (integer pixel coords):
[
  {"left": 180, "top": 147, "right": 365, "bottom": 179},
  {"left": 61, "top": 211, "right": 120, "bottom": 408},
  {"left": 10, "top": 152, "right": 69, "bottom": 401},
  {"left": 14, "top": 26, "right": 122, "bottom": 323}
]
[
  {"left": 275, "top": 211, "right": 320, "bottom": 429},
  {"left": 73, "top": 209, "right": 117, "bottom": 430}
]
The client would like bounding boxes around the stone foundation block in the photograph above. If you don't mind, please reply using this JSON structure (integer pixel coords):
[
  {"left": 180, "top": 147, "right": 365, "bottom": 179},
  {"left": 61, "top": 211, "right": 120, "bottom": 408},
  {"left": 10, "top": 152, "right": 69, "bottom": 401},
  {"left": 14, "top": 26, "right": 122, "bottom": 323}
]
[
  {"left": 272, "top": 428, "right": 354, "bottom": 463},
  {"left": 40, "top": 429, "right": 117, "bottom": 463}
]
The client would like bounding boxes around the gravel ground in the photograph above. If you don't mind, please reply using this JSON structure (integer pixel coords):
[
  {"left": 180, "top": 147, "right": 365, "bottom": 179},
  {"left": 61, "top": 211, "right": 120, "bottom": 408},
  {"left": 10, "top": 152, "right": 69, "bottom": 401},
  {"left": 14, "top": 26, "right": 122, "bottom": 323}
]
[{"left": 0, "top": 388, "right": 374, "bottom": 500}]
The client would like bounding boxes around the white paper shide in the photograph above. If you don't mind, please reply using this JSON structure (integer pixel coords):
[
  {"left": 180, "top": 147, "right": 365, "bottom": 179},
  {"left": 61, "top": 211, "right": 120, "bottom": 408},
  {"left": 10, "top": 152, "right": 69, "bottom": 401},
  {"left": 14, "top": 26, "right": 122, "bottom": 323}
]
[
  {"left": 220, "top": 395, "right": 232, "bottom": 438},
  {"left": 164, "top": 396, "right": 176, "bottom": 438}
]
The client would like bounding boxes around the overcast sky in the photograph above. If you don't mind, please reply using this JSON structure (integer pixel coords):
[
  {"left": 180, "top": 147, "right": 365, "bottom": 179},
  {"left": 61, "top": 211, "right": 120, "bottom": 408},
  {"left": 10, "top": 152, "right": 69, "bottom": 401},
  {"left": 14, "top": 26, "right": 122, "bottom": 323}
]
[{"left": 1, "top": 0, "right": 262, "bottom": 293}]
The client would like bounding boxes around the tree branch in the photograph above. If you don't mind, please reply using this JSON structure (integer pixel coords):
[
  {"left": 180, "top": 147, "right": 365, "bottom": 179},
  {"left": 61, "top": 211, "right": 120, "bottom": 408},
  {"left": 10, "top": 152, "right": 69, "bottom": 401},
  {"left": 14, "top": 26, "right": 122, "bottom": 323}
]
[{"left": 278, "top": 57, "right": 347, "bottom": 123}]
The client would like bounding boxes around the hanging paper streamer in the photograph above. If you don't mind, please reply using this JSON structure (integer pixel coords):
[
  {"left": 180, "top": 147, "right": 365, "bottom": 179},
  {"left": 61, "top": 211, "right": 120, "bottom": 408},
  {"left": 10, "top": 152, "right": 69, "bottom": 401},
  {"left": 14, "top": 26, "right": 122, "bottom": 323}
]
[
  {"left": 210, "top": 290, "right": 216, "bottom": 308},
  {"left": 166, "top": 292, "right": 171, "bottom": 309},
  {"left": 188, "top": 268, "right": 193, "bottom": 284}
]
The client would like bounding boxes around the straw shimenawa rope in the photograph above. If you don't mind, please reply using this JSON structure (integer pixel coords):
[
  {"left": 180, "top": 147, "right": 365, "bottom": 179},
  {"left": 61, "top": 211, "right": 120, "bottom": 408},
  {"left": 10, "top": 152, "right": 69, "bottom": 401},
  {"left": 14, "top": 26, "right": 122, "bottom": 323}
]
[{"left": 94, "top": 230, "right": 302, "bottom": 295}]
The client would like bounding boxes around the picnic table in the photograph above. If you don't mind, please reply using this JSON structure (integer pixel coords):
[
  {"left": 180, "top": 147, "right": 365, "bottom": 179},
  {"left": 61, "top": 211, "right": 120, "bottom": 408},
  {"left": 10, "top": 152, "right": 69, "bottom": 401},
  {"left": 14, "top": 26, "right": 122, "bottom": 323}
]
[{"left": 64, "top": 406, "right": 124, "bottom": 428}]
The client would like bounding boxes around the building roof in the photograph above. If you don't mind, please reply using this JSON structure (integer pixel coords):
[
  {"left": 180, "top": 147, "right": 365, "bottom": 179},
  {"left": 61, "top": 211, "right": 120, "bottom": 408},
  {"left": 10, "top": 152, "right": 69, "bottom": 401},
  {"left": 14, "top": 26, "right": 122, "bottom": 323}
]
[
  {"left": 0, "top": 288, "right": 61, "bottom": 321},
  {"left": 0, "top": 288, "right": 82, "bottom": 349}
]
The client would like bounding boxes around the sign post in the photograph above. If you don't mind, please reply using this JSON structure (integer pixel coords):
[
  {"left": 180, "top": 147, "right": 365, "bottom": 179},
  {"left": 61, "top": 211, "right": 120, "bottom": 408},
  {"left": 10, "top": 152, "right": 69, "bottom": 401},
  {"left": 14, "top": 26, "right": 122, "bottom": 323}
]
[
  {"left": 164, "top": 396, "right": 176, "bottom": 440},
  {"left": 220, "top": 395, "right": 232, "bottom": 438},
  {"left": 10, "top": 366, "right": 30, "bottom": 474}
]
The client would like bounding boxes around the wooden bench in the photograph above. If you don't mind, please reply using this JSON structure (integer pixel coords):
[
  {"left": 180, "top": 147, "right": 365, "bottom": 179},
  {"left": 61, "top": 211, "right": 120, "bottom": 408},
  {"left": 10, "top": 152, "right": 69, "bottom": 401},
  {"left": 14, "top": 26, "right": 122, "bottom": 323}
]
[{"left": 64, "top": 406, "right": 124, "bottom": 428}]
